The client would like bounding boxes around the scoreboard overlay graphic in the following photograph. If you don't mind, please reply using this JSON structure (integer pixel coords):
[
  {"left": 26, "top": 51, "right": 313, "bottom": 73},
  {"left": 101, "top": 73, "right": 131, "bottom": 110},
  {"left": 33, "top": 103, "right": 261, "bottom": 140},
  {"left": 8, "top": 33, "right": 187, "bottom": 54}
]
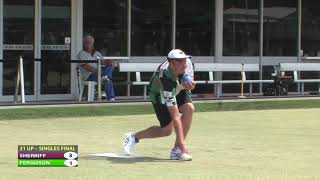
[{"left": 18, "top": 145, "right": 78, "bottom": 167}]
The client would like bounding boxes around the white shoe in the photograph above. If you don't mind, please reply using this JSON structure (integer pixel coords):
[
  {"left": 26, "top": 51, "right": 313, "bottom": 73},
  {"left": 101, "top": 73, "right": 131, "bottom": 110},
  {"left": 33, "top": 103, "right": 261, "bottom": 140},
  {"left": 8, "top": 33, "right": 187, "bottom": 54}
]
[
  {"left": 101, "top": 75, "right": 110, "bottom": 82},
  {"left": 170, "top": 147, "right": 192, "bottom": 161},
  {"left": 108, "top": 98, "right": 115, "bottom": 101},
  {"left": 180, "top": 153, "right": 192, "bottom": 161},
  {"left": 122, "top": 132, "right": 137, "bottom": 155}
]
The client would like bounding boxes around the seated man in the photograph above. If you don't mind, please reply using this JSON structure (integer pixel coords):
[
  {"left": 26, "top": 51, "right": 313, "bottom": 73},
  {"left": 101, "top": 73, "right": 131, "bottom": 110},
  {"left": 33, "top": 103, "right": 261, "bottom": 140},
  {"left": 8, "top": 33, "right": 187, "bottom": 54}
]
[{"left": 77, "top": 35, "right": 115, "bottom": 101}]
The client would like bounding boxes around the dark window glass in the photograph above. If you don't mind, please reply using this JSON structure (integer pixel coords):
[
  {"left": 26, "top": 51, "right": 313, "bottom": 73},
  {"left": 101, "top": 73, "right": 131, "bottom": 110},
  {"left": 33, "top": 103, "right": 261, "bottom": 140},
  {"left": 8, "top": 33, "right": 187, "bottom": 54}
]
[
  {"left": 41, "top": 0, "right": 71, "bottom": 94},
  {"left": 176, "top": 0, "right": 215, "bottom": 56},
  {"left": 193, "top": 72, "right": 215, "bottom": 96},
  {"left": 222, "top": 71, "right": 260, "bottom": 93},
  {"left": 222, "top": 72, "right": 241, "bottom": 93},
  {"left": 223, "top": 0, "right": 260, "bottom": 56},
  {"left": 301, "top": 72, "right": 320, "bottom": 92},
  {"left": 83, "top": 0, "right": 128, "bottom": 97},
  {"left": 262, "top": 65, "right": 275, "bottom": 93},
  {"left": 3, "top": 51, "right": 34, "bottom": 95},
  {"left": 262, "top": 66, "right": 274, "bottom": 80},
  {"left": 3, "top": 0, "right": 34, "bottom": 44},
  {"left": 301, "top": 1, "right": 320, "bottom": 57},
  {"left": 131, "top": 0, "right": 172, "bottom": 56},
  {"left": 263, "top": 0, "right": 297, "bottom": 56},
  {"left": 83, "top": 0, "right": 127, "bottom": 56},
  {"left": 3, "top": 0, "right": 34, "bottom": 95}
]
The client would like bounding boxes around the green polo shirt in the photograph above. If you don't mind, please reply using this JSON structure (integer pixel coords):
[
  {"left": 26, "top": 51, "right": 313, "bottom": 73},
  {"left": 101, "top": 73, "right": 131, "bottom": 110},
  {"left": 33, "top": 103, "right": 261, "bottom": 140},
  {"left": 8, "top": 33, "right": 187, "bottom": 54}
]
[{"left": 149, "top": 61, "right": 179, "bottom": 106}]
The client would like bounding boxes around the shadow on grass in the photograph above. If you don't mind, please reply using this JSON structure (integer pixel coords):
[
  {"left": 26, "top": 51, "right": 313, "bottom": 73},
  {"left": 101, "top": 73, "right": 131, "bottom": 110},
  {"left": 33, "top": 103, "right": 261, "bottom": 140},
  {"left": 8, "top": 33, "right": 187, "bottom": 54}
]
[{"left": 82, "top": 155, "right": 182, "bottom": 164}]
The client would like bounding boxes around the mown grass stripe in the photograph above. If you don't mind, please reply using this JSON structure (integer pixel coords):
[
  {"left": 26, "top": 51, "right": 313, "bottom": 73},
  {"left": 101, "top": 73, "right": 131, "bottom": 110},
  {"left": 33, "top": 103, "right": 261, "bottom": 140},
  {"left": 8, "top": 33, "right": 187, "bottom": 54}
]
[{"left": 0, "top": 100, "right": 319, "bottom": 120}]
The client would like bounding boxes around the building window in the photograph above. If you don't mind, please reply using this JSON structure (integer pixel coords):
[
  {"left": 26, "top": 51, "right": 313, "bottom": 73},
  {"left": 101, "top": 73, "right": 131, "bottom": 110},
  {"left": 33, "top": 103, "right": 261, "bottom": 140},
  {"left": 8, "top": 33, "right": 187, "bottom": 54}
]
[
  {"left": 223, "top": 0, "right": 260, "bottom": 56},
  {"left": 41, "top": 0, "right": 71, "bottom": 94},
  {"left": 263, "top": 0, "right": 297, "bottom": 56},
  {"left": 176, "top": 0, "right": 215, "bottom": 56},
  {"left": 83, "top": 0, "right": 127, "bottom": 56},
  {"left": 131, "top": 0, "right": 172, "bottom": 56},
  {"left": 301, "top": 1, "right": 320, "bottom": 57},
  {"left": 3, "top": 0, "right": 35, "bottom": 95},
  {"left": 300, "top": 1, "right": 320, "bottom": 92}
]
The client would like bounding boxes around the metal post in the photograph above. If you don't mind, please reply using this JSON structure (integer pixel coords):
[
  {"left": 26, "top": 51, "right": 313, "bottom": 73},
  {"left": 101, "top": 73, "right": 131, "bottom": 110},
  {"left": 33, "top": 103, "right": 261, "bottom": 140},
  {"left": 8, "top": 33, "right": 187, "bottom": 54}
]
[
  {"left": 71, "top": 0, "right": 83, "bottom": 100},
  {"left": 297, "top": 0, "right": 302, "bottom": 93},
  {"left": 127, "top": 72, "right": 131, "bottom": 97},
  {"left": 297, "top": 0, "right": 302, "bottom": 63},
  {"left": 172, "top": 0, "right": 176, "bottom": 48},
  {"left": 97, "top": 57, "right": 101, "bottom": 101},
  {"left": 259, "top": 0, "right": 264, "bottom": 94},
  {"left": 143, "top": 85, "right": 147, "bottom": 100},
  {"left": 217, "top": 84, "right": 221, "bottom": 98},
  {"left": 19, "top": 56, "right": 25, "bottom": 103},
  {"left": 215, "top": 0, "right": 223, "bottom": 61},
  {"left": 35, "top": 0, "right": 41, "bottom": 101},
  {"left": 14, "top": 63, "right": 20, "bottom": 103},
  {"left": 214, "top": 0, "right": 223, "bottom": 96},
  {"left": 0, "top": 0, "right": 3, "bottom": 96},
  {"left": 127, "top": 0, "right": 131, "bottom": 57},
  {"left": 127, "top": 0, "right": 131, "bottom": 97},
  {"left": 240, "top": 63, "right": 244, "bottom": 97}
]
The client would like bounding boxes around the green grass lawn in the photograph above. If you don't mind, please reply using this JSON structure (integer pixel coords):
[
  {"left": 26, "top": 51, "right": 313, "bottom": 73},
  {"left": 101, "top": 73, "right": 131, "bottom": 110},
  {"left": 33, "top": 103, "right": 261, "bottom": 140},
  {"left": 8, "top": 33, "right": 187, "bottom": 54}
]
[
  {"left": 0, "top": 107, "right": 320, "bottom": 180},
  {"left": 1, "top": 99, "right": 320, "bottom": 120}
]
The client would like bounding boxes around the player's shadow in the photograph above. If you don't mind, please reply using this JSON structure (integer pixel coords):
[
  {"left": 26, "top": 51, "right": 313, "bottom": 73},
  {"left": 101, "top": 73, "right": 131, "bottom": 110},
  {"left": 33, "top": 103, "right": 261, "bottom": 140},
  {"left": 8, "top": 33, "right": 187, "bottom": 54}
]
[{"left": 83, "top": 154, "right": 183, "bottom": 164}]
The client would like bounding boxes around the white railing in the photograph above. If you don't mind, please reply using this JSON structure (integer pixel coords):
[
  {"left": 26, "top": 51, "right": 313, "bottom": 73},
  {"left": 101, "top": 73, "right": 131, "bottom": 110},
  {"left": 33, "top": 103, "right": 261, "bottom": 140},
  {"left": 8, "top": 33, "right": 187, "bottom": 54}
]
[{"left": 14, "top": 56, "right": 25, "bottom": 104}]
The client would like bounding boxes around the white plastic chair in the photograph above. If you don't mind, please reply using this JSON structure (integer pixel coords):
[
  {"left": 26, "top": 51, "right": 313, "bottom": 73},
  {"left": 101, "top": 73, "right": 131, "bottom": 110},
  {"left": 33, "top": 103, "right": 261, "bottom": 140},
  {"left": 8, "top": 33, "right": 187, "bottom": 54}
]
[{"left": 77, "top": 67, "right": 97, "bottom": 102}]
